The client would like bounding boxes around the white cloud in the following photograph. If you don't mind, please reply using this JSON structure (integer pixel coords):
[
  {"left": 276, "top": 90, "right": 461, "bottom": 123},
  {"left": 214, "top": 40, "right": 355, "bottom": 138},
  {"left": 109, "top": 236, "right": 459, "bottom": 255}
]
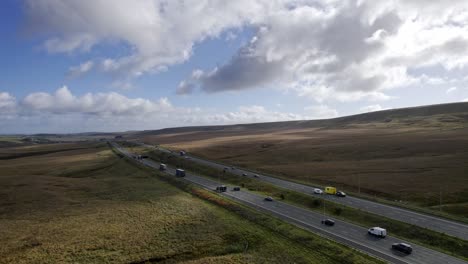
[
  {"left": 304, "top": 104, "right": 338, "bottom": 119},
  {"left": 446, "top": 87, "right": 457, "bottom": 94},
  {"left": 204, "top": 105, "right": 304, "bottom": 124},
  {"left": 463, "top": 98, "right": 468, "bottom": 102},
  {"left": 359, "top": 104, "right": 389, "bottom": 113},
  {"left": 23, "top": 1, "right": 468, "bottom": 104},
  {"left": 178, "top": 1, "right": 468, "bottom": 103},
  {"left": 294, "top": 84, "right": 393, "bottom": 103},
  {"left": 0, "top": 92, "right": 16, "bottom": 108},
  {"left": 0, "top": 92, "right": 17, "bottom": 117},
  {"left": 21, "top": 86, "right": 173, "bottom": 116},
  {"left": 24, "top": 0, "right": 280, "bottom": 79},
  {"left": 1, "top": 87, "right": 311, "bottom": 133},
  {"left": 68, "top": 60, "right": 94, "bottom": 78}
]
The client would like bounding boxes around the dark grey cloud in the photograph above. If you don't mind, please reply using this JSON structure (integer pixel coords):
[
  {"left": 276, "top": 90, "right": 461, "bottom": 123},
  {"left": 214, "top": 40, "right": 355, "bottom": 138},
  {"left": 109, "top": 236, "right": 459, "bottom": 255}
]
[
  {"left": 178, "top": 2, "right": 404, "bottom": 97},
  {"left": 318, "top": 5, "right": 401, "bottom": 65},
  {"left": 199, "top": 51, "right": 285, "bottom": 93}
]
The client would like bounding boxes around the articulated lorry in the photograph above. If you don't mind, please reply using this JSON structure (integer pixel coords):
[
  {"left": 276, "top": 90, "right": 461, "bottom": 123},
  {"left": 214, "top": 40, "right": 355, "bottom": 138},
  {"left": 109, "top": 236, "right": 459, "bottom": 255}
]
[{"left": 175, "top": 169, "right": 186, "bottom": 177}]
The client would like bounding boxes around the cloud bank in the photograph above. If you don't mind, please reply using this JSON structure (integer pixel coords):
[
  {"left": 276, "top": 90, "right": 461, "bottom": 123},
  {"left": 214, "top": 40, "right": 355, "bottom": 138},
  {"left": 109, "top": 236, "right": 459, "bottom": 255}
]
[
  {"left": 0, "top": 86, "right": 314, "bottom": 133},
  {"left": 24, "top": 1, "right": 468, "bottom": 101},
  {"left": 175, "top": 1, "right": 468, "bottom": 103},
  {"left": 12, "top": 1, "right": 468, "bottom": 133}
]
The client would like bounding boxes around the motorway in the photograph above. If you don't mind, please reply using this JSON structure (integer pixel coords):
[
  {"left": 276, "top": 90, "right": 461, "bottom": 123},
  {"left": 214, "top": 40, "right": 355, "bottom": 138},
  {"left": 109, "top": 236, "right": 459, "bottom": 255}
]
[
  {"left": 114, "top": 142, "right": 467, "bottom": 264},
  {"left": 142, "top": 143, "right": 468, "bottom": 241}
]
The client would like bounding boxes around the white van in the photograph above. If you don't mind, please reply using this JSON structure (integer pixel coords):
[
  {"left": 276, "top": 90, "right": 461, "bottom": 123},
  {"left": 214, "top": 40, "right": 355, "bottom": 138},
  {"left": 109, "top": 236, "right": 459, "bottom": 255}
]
[{"left": 368, "top": 227, "right": 387, "bottom": 238}]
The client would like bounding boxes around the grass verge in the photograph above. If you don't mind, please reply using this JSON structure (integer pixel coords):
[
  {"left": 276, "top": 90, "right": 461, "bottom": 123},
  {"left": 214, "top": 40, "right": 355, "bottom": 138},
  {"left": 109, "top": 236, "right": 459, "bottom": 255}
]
[
  {"left": 113, "top": 145, "right": 383, "bottom": 264},
  {"left": 139, "top": 146, "right": 468, "bottom": 261},
  {"left": 182, "top": 147, "right": 468, "bottom": 225},
  {"left": 2, "top": 142, "right": 384, "bottom": 264}
]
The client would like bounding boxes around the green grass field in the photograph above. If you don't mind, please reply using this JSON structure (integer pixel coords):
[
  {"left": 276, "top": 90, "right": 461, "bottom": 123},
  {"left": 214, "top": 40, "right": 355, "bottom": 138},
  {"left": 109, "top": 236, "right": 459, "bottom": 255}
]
[{"left": 0, "top": 142, "right": 380, "bottom": 263}]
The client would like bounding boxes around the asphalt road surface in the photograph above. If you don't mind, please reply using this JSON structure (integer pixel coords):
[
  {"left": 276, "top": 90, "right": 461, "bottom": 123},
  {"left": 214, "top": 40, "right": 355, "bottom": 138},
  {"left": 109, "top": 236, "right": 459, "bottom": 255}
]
[
  {"left": 142, "top": 144, "right": 468, "bottom": 241},
  {"left": 113, "top": 142, "right": 467, "bottom": 264}
]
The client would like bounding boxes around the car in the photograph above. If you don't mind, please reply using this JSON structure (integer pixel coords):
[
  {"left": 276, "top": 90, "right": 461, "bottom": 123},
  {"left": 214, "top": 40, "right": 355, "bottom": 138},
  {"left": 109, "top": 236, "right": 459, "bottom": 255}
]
[
  {"left": 336, "top": 191, "right": 346, "bottom": 197},
  {"left": 231, "top": 167, "right": 236, "bottom": 170},
  {"left": 314, "top": 188, "right": 323, "bottom": 194},
  {"left": 392, "top": 243, "right": 412, "bottom": 254},
  {"left": 253, "top": 174, "right": 259, "bottom": 178},
  {"left": 321, "top": 219, "right": 335, "bottom": 226},
  {"left": 264, "top": 196, "right": 273, "bottom": 201},
  {"left": 242, "top": 173, "right": 247, "bottom": 176},
  {"left": 232, "top": 187, "right": 241, "bottom": 191}
]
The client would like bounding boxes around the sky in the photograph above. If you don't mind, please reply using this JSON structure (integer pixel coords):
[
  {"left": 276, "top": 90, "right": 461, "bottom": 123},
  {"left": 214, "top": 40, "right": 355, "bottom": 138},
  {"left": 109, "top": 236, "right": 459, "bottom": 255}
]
[{"left": 1, "top": 0, "right": 468, "bottom": 134}]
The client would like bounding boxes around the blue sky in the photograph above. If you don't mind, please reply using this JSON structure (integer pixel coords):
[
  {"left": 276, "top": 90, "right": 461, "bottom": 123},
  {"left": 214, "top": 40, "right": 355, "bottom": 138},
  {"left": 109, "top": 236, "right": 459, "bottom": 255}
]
[{"left": 1, "top": 0, "right": 468, "bottom": 133}]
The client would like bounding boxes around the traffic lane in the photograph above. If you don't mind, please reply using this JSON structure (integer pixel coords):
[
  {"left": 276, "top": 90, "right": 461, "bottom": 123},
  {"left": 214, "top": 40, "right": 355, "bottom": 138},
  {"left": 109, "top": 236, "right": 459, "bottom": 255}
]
[
  {"left": 339, "top": 196, "right": 468, "bottom": 237},
  {"left": 253, "top": 173, "right": 468, "bottom": 236},
  {"left": 181, "top": 172, "right": 466, "bottom": 264},
  {"left": 139, "top": 144, "right": 465, "bottom": 235},
  {"left": 224, "top": 192, "right": 465, "bottom": 264},
  {"left": 116, "top": 144, "right": 467, "bottom": 264},
  {"left": 184, "top": 154, "right": 468, "bottom": 240}
]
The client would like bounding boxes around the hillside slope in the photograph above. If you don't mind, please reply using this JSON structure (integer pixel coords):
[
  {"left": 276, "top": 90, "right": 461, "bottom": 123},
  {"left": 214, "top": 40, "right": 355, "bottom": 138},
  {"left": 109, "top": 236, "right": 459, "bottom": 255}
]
[
  {"left": 133, "top": 102, "right": 468, "bottom": 136},
  {"left": 133, "top": 102, "right": 468, "bottom": 219}
]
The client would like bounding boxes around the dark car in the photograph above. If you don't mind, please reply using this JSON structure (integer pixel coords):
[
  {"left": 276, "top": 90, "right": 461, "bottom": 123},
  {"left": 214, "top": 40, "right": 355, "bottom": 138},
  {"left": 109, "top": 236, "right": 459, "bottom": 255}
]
[
  {"left": 321, "top": 219, "right": 335, "bottom": 226},
  {"left": 232, "top": 186, "right": 241, "bottom": 191},
  {"left": 253, "top": 174, "right": 259, "bottom": 178},
  {"left": 242, "top": 173, "right": 247, "bottom": 176},
  {"left": 392, "top": 243, "right": 412, "bottom": 254},
  {"left": 336, "top": 191, "right": 346, "bottom": 197},
  {"left": 264, "top": 196, "right": 273, "bottom": 201}
]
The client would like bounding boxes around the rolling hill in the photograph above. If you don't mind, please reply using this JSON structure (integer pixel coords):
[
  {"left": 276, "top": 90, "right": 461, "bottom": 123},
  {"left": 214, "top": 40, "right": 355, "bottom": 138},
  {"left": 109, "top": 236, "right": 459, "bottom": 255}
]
[{"left": 130, "top": 102, "right": 468, "bottom": 219}]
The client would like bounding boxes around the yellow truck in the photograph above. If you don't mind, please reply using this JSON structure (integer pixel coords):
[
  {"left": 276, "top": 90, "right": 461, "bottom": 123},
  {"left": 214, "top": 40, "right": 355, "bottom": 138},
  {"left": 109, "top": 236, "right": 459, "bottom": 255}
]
[{"left": 325, "top": 186, "right": 337, "bottom": 195}]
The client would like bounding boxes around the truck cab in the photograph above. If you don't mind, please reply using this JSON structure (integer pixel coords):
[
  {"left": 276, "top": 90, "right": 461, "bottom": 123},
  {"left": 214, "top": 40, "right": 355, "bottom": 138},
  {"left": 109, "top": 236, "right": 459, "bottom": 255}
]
[
  {"left": 175, "top": 169, "right": 186, "bottom": 177},
  {"left": 216, "top": 185, "right": 227, "bottom": 192}
]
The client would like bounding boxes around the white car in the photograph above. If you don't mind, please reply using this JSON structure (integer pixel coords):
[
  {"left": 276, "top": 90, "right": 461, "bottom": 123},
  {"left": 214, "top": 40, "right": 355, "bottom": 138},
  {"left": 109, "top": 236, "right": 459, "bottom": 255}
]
[{"left": 314, "top": 188, "right": 323, "bottom": 194}]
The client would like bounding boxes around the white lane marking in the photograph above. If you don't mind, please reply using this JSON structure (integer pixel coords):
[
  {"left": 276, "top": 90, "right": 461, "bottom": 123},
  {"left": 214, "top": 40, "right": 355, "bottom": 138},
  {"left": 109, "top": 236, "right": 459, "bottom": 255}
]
[{"left": 114, "top": 143, "right": 465, "bottom": 264}]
